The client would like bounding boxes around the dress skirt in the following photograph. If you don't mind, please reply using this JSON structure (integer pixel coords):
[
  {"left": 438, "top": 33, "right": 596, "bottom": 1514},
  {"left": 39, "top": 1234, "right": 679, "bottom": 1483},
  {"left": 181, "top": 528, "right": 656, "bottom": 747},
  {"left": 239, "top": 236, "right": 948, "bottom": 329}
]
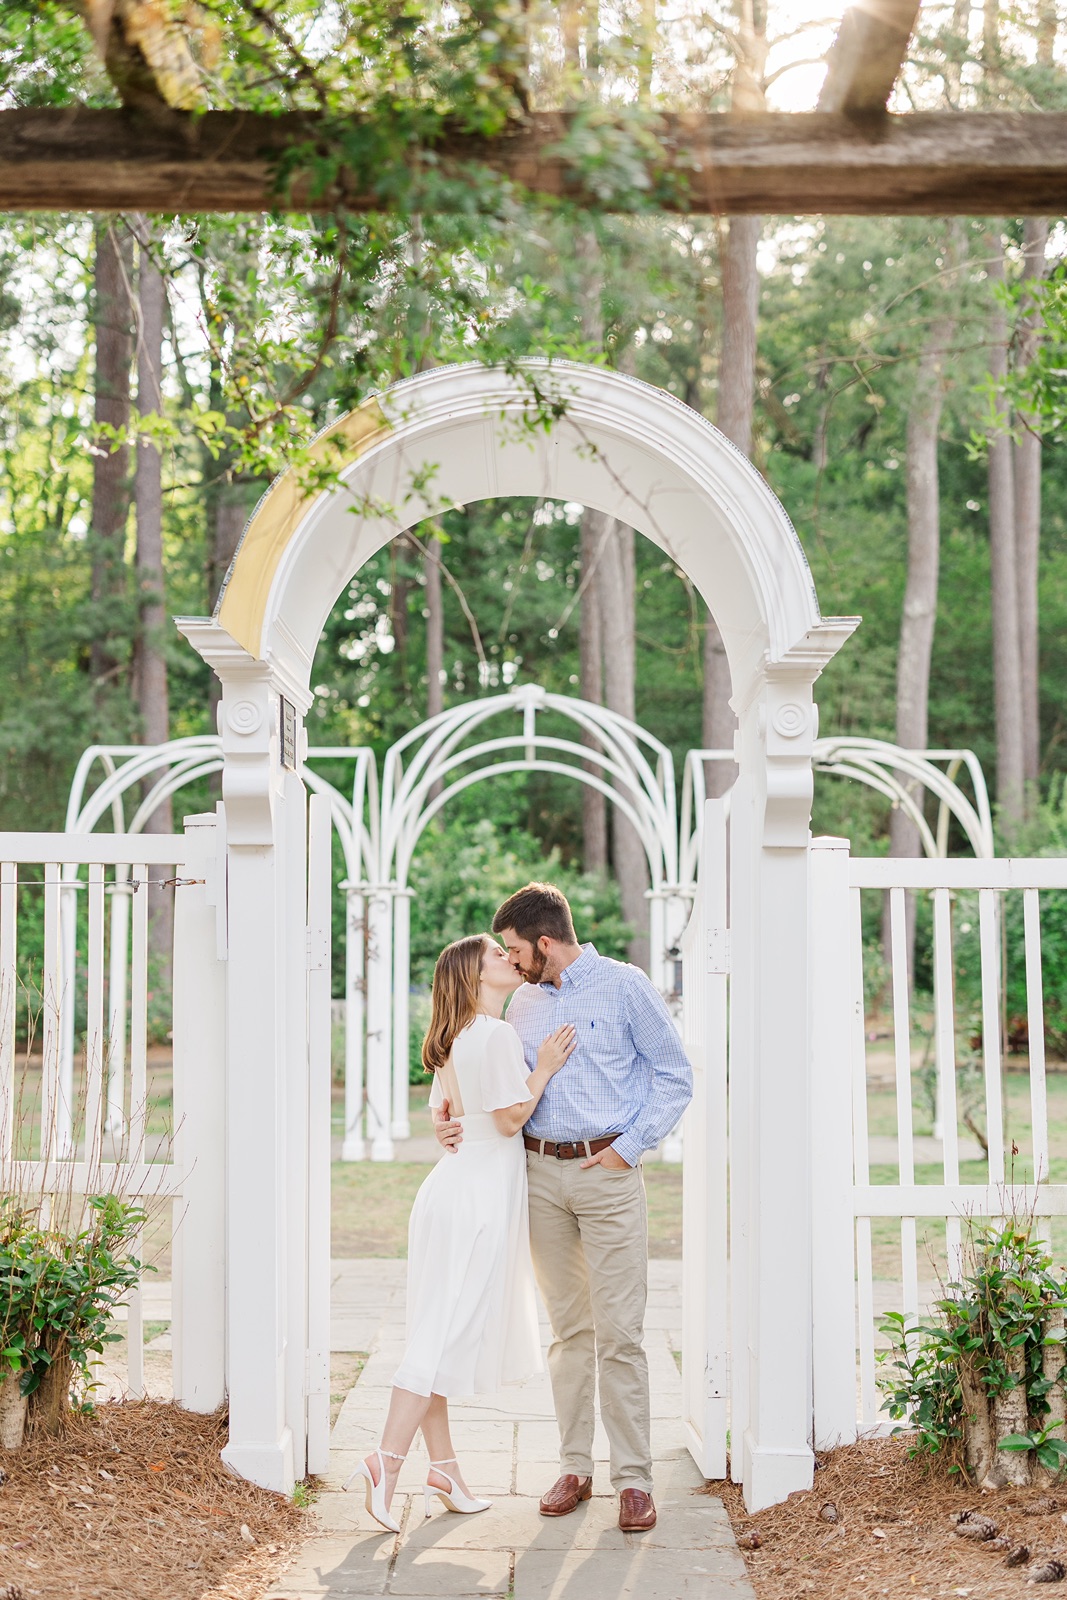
[{"left": 392, "top": 1111, "right": 542, "bottom": 1397}]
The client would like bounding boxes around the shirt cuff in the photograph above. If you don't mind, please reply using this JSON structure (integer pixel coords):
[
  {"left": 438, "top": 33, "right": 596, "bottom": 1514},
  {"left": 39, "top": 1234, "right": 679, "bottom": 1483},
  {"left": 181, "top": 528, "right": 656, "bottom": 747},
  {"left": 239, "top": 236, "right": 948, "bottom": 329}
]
[{"left": 611, "top": 1132, "right": 644, "bottom": 1167}]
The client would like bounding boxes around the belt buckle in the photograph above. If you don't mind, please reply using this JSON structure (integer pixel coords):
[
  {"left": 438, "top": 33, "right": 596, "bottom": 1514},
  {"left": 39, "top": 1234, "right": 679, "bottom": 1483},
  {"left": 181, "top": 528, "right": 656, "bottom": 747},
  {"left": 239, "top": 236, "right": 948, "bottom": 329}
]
[{"left": 555, "top": 1141, "right": 576, "bottom": 1160}]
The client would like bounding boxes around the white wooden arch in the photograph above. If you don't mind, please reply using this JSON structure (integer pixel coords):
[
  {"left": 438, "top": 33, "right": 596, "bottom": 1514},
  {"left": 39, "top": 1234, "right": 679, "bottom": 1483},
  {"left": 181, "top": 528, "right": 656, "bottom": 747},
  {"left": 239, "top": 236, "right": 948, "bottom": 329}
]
[{"left": 174, "top": 360, "right": 858, "bottom": 1510}]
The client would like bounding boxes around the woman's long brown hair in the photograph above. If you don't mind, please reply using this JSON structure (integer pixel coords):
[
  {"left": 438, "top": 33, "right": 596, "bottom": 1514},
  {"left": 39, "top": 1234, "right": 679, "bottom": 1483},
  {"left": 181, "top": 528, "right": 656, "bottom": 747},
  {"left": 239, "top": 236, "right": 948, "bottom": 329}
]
[{"left": 421, "top": 934, "right": 489, "bottom": 1073}]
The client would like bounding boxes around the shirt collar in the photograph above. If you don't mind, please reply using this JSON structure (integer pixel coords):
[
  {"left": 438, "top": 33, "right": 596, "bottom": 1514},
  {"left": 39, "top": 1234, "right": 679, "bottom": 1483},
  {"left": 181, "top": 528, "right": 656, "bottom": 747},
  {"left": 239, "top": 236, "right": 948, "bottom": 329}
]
[{"left": 553, "top": 942, "right": 599, "bottom": 991}]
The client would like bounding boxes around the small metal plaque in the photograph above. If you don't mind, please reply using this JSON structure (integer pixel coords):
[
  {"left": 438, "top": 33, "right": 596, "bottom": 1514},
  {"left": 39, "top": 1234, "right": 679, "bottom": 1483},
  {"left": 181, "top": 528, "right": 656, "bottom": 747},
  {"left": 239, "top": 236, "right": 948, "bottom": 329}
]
[{"left": 280, "top": 697, "right": 297, "bottom": 770}]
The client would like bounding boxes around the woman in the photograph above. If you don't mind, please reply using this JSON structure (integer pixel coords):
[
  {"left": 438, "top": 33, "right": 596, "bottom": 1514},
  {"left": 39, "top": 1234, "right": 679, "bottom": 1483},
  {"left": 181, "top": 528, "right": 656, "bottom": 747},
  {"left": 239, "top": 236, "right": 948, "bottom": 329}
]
[{"left": 345, "top": 933, "right": 576, "bottom": 1533}]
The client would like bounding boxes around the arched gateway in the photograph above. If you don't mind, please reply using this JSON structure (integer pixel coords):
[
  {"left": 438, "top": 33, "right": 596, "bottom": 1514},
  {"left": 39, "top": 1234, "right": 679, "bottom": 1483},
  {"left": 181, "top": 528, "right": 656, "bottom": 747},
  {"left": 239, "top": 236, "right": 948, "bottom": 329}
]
[{"left": 176, "top": 362, "right": 859, "bottom": 1512}]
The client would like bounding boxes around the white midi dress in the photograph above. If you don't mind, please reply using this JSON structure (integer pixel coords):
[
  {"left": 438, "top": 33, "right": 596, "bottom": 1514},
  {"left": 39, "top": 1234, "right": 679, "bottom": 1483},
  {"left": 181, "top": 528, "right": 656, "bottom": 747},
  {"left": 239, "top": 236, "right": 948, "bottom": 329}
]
[{"left": 392, "top": 1015, "right": 542, "bottom": 1397}]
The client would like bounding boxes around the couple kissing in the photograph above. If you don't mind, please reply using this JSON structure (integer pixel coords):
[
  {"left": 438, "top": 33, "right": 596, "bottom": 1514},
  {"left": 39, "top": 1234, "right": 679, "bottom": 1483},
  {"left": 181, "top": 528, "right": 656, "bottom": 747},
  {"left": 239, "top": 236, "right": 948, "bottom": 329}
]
[{"left": 345, "top": 881, "right": 694, "bottom": 1537}]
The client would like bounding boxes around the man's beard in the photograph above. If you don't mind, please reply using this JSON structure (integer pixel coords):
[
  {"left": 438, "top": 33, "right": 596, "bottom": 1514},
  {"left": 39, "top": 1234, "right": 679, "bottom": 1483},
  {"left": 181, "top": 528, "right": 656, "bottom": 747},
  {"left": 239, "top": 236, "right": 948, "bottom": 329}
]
[{"left": 520, "top": 946, "right": 548, "bottom": 983}]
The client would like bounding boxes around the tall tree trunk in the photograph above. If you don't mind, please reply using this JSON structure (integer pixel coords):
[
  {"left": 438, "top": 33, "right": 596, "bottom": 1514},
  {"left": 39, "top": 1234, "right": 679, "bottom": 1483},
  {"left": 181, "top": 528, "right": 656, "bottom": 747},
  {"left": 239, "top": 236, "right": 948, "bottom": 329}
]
[
  {"left": 579, "top": 508, "right": 609, "bottom": 875},
  {"left": 987, "top": 239, "right": 1025, "bottom": 831},
  {"left": 890, "top": 286, "right": 958, "bottom": 864},
  {"left": 599, "top": 519, "right": 649, "bottom": 967},
  {"left": 703, "top": 212, "right": 761, "bottom": 795},
  {"left": 131, "top": 222, "right": 173, "bottom": 983},
  {"left": 1015, "top": 218, "right": 1049, "bottom": 792},
  {"left": 89, "top": 218, "right": 134, "bottom": 689}
]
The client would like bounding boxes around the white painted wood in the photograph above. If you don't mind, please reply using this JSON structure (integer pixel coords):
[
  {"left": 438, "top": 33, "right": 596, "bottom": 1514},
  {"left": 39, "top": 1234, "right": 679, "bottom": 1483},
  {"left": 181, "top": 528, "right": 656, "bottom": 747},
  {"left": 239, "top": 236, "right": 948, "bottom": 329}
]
[
  {"left": 0, "top": 1159, "right": 181, "bottom": 1195},
  {"left": 888, "top": 888, "right": 919, "bottom": 1338},
  {"left": 84, "top": 862, "right": 105, "bottom": 1161},
  {"left": 126, "top": 1226, "right": 145, "bottom": 1399},
  {"left": 171, "top": 816, "right": 226, "bottom": 1412},
  {"left": 1024, "top": 890, "right": 1049, "bottom": 1187},
  {"left": 283, "top": 770, "right": 311, "bottom": 1483},
  {"left": 391, "top": 889, "right": 411, "bottom": 1139},
  {"left": 365, "top": 886, "right": 393, "bottom": 1162},
  {"left": 809, "top": 838, "right": 858, "bottom": 1449},
  {"left": 0, "top": 862, "right": 15, "bottom": 1161},
  {"left": 680, "top": 799, "right": 728, "bottom": 1479},
  {"left": 106, "top": 875, "right": 130, "bottom": 1134},
  {"left": 306, "top": 793, "right": 333, "bottom": 1474},
  {"left": 849, "top": 886, "right": 877, "bottom": 1429},
  {"left": 41, "top": 861, "right": 62, "bottom": 1161},
  {"left": 0, "top": 833, "right": 198, "bottom": 863},
  {"left": 978, "top": 889, "right": 1006, "bottom": 1186},
  {"left": 341, "top": 884, "right": 366, "bottom": 1160},
  {"left": 854, "top": 1184, "right": 1067, "bottom": 1215},
  {"left": 129, "top": 864, "right": 149, "bottom": 1166},
  {"left": 852, "top": 858, "right": 1067, "bottom": 889},
  {"left": 933, "top": 889, "right": 963, "bottom": 1282}
]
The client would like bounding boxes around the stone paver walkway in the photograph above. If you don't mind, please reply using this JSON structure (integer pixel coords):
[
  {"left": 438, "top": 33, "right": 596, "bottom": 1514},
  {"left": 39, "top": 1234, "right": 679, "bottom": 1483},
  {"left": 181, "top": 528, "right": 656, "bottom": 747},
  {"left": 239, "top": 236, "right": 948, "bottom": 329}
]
[{"left": 267, "top": 1259, "right": 755, "bottom": 1600}]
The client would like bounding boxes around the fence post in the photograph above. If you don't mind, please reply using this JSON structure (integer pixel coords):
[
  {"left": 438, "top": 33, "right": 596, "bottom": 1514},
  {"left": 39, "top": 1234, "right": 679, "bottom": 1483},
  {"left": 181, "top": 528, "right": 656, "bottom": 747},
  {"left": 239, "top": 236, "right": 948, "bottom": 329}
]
[
  {"left": 171, "top": 812, "right": 227, "bottom": 1412},
  {"left": 809, "top": 836, "right": 858, "bottom": 1449}
]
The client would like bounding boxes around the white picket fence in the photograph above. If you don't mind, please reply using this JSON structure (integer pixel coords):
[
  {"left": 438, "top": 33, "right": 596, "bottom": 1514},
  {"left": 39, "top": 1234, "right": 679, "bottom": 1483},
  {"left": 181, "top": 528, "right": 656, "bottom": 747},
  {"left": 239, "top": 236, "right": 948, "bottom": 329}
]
[
  {"left": 0, "top": 816, "right": 225, "bottom": 1411},
  {"left": 811, "top": 841, "right": 1067, "bottom": 1446}
]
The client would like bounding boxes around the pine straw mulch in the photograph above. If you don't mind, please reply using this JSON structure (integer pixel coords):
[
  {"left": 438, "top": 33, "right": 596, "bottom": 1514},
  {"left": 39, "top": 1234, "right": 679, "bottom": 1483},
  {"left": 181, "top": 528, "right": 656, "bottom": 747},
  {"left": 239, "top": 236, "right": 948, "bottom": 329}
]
[
  {"left": 717, "top": 1434, "right": 1067, "bottom": 1600},
  {"left": 0, "top": 1400, "right": 307, "bottom": 1600}
]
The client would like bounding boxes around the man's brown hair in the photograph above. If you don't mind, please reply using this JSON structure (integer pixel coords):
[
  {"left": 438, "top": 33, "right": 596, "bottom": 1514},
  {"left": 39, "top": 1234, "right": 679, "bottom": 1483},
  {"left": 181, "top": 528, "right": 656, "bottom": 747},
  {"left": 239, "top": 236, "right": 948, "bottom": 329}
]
[{"left": 492, "top": 882, "right": 577, "bottom": 946}]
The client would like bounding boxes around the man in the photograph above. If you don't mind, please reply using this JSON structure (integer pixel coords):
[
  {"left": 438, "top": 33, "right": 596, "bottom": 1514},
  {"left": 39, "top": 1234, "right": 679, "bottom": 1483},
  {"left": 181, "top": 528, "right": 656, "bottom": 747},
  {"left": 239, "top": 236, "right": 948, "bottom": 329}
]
[{"left": 434, "top": 881, "right": 693, "bottom": 1532}]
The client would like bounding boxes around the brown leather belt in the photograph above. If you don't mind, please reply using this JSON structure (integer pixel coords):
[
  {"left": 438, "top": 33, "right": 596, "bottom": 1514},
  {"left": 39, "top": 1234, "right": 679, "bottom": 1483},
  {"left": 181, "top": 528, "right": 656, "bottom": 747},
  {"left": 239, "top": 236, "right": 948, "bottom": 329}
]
[{"left": 523, "top": 1135, "right": 619, "bottom": 1160}]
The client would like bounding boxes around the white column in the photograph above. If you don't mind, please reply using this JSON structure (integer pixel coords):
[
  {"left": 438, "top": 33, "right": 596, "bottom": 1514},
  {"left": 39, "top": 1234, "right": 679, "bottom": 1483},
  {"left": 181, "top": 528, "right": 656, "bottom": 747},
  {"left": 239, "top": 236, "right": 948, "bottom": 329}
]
[
  {"left": 391, "top": 889, "right": 412, "bottom": 1140},
  {"left": 732, "top": 672, "right": 823, "bottom": 1512},
  {"left": 177, "top": 617, "right": 309, "bottom": 1495},
  {"left": 809, "top": 836, "right": 859, "bottom": 1450},
  {"left": 305, "top": 792, "right": 333, "bottom": 1474},
  {"left": 341, "top": 883, "right": 366, "bottom": 1160},
  {"left": 171, "top": 812, "right": 226, "bottom": 1412},
  {"left": 282, "top": 766, "right": 310, "bottom": 1483},
  {"left": 365, "top": 886, "right": 394, "bottom": 1161}
]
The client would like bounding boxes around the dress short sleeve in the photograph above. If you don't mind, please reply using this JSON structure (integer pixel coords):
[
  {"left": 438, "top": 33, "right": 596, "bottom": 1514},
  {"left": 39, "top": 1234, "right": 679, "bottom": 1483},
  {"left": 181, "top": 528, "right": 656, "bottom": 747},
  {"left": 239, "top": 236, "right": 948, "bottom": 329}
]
[
  {"left": 428, "top": 1072, "right": 444, "bottom": 1110},
  {"left": 481, "top": 1022, "right": 532, "bottom": 1112}
]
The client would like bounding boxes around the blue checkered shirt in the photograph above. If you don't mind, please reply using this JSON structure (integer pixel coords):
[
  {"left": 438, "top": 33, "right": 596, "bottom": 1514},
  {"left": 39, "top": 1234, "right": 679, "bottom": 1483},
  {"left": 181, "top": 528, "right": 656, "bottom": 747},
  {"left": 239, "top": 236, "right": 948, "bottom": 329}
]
[{"left": 505, "top": 943, "right": 693, "bottom": 1168}]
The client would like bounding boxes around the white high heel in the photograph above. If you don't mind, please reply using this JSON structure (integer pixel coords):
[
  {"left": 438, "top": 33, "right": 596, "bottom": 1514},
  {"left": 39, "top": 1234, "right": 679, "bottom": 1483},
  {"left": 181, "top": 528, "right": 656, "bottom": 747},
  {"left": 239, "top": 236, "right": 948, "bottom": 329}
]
[
  {"left": 343, "top": 1446, "right": 405, "bottom": 1534},
  {"left": 423, "top": 1456, "right": 491, "bottom": 1518}
]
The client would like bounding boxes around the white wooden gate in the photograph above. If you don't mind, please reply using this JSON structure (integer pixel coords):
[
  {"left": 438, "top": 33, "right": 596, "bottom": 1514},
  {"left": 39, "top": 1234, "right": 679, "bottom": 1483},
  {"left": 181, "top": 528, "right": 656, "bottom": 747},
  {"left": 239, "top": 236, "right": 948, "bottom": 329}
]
[
  {"left": 810, "top": 844, "right": 1067, "bottom": 1443},
  {"left": 680, "top": 798, "right": 729, "bottom": 1478},
  {"left": 0, "top": 817, "right": 226, "bottom": 1410}
]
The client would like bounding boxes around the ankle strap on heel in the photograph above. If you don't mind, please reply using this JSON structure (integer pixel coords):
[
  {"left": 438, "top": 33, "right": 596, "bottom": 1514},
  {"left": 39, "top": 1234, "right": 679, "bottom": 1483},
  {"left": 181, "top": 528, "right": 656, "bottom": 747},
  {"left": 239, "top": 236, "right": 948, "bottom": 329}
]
[
  {"left": 429, "top": 1457, "right": 458, "bottom": 1466},
  {"left": 377, "top": 1447, "right": 406, "bottom": 1461}
]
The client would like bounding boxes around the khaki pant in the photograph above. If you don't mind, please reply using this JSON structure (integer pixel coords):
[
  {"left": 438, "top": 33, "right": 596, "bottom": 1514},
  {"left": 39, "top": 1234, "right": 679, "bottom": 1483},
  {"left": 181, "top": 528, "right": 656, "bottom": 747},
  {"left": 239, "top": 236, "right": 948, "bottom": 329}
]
[{"left": 526, "top": 1151, "right": 652, "bottom": 1493}]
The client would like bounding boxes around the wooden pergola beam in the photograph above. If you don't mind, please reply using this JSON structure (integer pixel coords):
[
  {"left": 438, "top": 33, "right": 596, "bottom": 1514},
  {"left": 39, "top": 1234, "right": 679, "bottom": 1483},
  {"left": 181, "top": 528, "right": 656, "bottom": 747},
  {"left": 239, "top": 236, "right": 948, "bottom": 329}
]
[
  {"left": 818, "top": 1, "right": 922, "bottom": 115},
  {"left": 2, "top": 106, "right": 1066, "bottom": 215}
]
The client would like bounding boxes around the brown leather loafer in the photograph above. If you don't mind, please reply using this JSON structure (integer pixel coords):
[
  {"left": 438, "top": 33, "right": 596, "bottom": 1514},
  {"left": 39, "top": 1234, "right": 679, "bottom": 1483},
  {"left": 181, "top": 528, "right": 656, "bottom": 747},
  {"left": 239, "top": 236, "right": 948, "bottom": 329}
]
[
  {"left": 619, "top": 1488, "right": 657, "bottom": 1531},
  {"left": 539, "top": 1474, "right": 593, "bottom": 1516}
]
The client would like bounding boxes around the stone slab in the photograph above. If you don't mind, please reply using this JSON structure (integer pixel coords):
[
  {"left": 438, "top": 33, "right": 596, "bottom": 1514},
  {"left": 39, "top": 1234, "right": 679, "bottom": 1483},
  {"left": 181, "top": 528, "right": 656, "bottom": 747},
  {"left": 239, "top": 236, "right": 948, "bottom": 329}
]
[
  {"left": 514, "top": 1548, "right": 756, "bottom": 1599},
  {"left": 389, "top": 1545, "right": 512, "bottom": 1595}
]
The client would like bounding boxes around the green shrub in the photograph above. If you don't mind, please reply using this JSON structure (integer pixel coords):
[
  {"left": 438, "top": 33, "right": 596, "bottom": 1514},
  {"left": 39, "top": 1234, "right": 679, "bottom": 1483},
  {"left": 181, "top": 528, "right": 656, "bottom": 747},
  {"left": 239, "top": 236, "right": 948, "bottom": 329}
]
[
  {"left": 877, "top": 1217, "right": 1067, "bottom": 1482},
  {"left": 0, "top": 1191, "right": 150, "bottom": 1431}
]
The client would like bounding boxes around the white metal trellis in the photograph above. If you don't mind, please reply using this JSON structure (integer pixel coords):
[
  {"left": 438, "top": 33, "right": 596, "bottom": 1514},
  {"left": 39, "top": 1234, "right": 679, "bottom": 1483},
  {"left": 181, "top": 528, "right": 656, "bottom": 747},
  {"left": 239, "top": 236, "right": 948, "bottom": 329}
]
[{"left": 62, "top": 718, "right": 999, "bottom": 1166}]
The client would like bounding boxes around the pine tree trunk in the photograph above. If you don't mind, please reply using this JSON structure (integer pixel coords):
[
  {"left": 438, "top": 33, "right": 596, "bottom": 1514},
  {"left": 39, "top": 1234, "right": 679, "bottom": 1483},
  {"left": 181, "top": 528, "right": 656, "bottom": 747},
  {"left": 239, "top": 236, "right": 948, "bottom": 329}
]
[
  {"left": 599, "top": 520, "right": 649, "bottom": 968},
  {"left": 0, "top": 1371, "right": 27, "bottom": 1450},
  {"left": 579, "top": 507, "right": 608, "bottom": 876},
  {"left": 30, "top": 1351, "right": 72, "bottom": 1437},
  {"left": 703, "top": 211, "right": 761, "bottom": 796},
  {"left": 959, "top": 1357, "right": 995, "bottom": 1484},
  {"left": 1015, "top": 218, "right": 1048, "bottom": 792},
  {"left": 986, "top": 1343, "right": 1032, "bottom": 1488},
  {"left": 131, "top": 224, "right": 174, "bottom": 984},
  {"left": 1035, "top": 1305, "right": 1066, "bottom": 1487},
  {"left": 888, "top": 289, "right": 957, "bottom": 978},
  {"left": 987, "top": 240, "right": 1026, "bottom": 832},
  {"left": 89, "top": 218, "right": 134, "bottom": 689}
]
